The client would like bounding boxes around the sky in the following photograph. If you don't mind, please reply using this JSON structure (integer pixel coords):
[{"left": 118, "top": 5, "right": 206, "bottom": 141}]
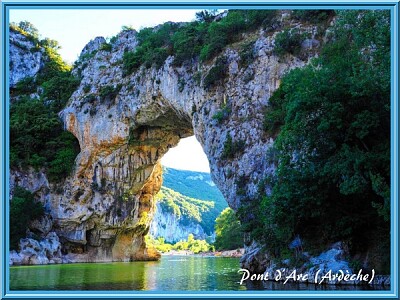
[
  {"left": 9, "top": 8, "right": 211, "bottom": 173},
  {"left": 9, "top": 9, "right": 199, "bottom": 63},
  {"left": 161, "top": 136, "right": 210, "bottom": 173}
]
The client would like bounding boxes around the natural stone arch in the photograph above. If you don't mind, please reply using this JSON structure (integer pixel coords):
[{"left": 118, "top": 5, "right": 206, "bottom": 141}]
[{"left": 58, "top": 27, "right": 313, "bottom": 262}]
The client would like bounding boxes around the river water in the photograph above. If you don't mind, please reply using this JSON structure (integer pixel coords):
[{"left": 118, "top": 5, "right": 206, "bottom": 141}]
[{"left": 10, "top": 256, "right": 387, "bottom": 291}]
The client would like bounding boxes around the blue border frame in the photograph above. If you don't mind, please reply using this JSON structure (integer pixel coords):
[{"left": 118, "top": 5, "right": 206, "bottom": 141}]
[{"left": 1, "top": 0, "right": 399, "bottom": 298}]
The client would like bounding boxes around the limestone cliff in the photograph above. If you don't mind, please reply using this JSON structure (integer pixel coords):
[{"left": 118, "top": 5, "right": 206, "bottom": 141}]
[
  {"left": 150, "top": 202, "right": 209, "bottom": 243},
  {"left": 10, "top": 11, "right": 322, "bottom": 265},
  {"left": 59, "top": 12, "right": 321, "bottom": 263}
]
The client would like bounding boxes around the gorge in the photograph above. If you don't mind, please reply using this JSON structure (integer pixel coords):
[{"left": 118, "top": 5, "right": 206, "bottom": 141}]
[{"left": 8, "top": 9, "right": 391, "bottom": 285}]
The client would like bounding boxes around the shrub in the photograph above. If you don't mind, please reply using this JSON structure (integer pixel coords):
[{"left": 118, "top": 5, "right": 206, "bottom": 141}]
[
  {"left": 41, "top": 72, "right": 80, "bottom": 111},
  {"left": 252, "top": 10, "right": 391, "bottom": 264},
  {"left": 99, "top": 84, "right": 121, "bottom": 103},
  {"left": 110, "top": 35, "right": 118, "bottom": 44},
  {"left": 83, "top": 84, "right": 91, "bottom": 93},
  {"left": 122, "top": 10, "right": 278, "bottom": 70},
  {"left": 100, "top": 43, "right": 112, "bottom": 52},
  {"left": 221, "top": 133, "right": 246, "bottom": 160},
  {"left": 195, "top": 10, "right": 218, "bottom": 23},
  {"left": 239, "top": 41, "right": 256, "bottom": 69},
  {"left": 215, "top": 208, "right": 244, "bottom": 250},
  {"left": 292, "top": 10, "right": 335, "bottom": 24},
  {"left": 203, "top": 56, "right": 228, "bottom": 89},
  {"left": 122, "top": 22, "right": 177, "bottom": 74},
  {"left": 10, "top": 187, "right": 44, "bottom": 250},
  {"left": 263, "top": 87, "right": 286, "bottom": 135},
  {"left": 123, "top": 50, "right": 142, "bottom": 75},
  {"left": 274, "top": 29, "right": 304, "bottom": 57},
  {"left": 14, "top": 76, "right": 36, "bottom": 95},
  {"left": 9, "top": 22, "right": 80, "bottom": 183},
  {"left": 178, "top": 77, "right": 185, "bottom": 92},
  {"left": 212, "top": 106, "right": 231, "bottom": 123},
  {"left": 47, "top": 132, "right": 79, "bottom": 182}
]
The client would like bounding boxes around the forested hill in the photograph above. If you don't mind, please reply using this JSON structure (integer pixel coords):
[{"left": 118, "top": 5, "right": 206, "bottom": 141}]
[
  {"left": 150, "top": 168, "right": 228, "bottom": 242},
  {"left": 162, "top": 167, "right": 228, "bottom": 218}
]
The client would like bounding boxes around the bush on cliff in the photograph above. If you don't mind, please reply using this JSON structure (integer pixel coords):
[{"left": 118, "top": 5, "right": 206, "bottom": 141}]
[
  {"left": 214, "top": 208, "right": 244, "bottom": 250},
  {"left": 10, "top": 22, "right": 80, "bottom": 182},
  {"left": 251, "top": 10, "right": 390, "bottom": 269},
  {"left": 10, "top": 187, "right": 44, "bottom": 250},
  {"left": 146, "top": 234, "right": 212, "bottom": 254},
  {"left": 122, "top": 10, "right": 277, "bottom": 74}
]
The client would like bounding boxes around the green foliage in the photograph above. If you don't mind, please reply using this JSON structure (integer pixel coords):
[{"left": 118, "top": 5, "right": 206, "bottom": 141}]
[
  {"left": 156, "top": 187, "right": 214, "bottom": 231},
  {"left": 14, "top": 76, "right": 36, "bottom": 95},
  {"left": 122, "top": 22, "right": 177, "bottom": 74},
  {"left": 41, "top": 72, "right": 80, "bottom": 111},
  {"left": 221, "top": 133, "right": 246, "bottom": 160},
  {"left": 99, "top": 84, "right": 121, "bottom": 103},
  {"left": 47, "top": 132, "right": 79, "bottom": 182},
  {"left": 10, "top": 21, "right": 39, "bottom": 43},
  {"left": 203, "top": 56, "right": 228, "bottom": 89},
  {"left": 10, "top": 187, "right": 44, "bottom": 250},
  {"left": 10, "top": 97, "right": 80, "bottom": 181},
  {"left": 10, "top": 23, "right": 80, "bottom": 182},
  {"left": 214, "top": 208, "right": 244, "bottom": 250},
  {"left": 254, "top": 10, "right": 390, "bottom": 260},
  {"left": 37, "top": 46, "right": 71, "bottom": 85},
  {"left": 274, "top": 29, "right": 305, "bottom": 57},
  {"left": 212, "top": 105, "right": 231, "bottom": 123},
  {"left": 162, "top": 167, "right": 228, "bottom": 234},
  {"left": 17, "top": 21, "right": 39, "bottom": 38},
  {"left": 171, "top": 22, "right": 208, "bottom": 66},
  {"left": 40, "top": 37, "right": 60, "bottom": 50},
  {"left": 239, "top": 41, "right": 256, "bottom": 68},
  {"left": 199, "top": 10, "right": 276, "bottom": 62},
  {"left": 122, "top": 10, "right": 277, "bottom": 72},
  {"left": 146, "top": 234, "right": 212, "bottom": 254},
  {"left": 195, "top": 10, "right": 218, "bottom": 23},
  {"left": 100, "top": 43, "right": 112, "bottom": 52},
  {"left": 263, "top": 87, "right": 286, "bottom": 135},
  {"left": 292, "top": 10, "right": 335, "bottom": 24}
]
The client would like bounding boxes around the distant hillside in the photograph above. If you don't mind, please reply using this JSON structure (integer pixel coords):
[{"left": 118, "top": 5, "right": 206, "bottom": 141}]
[
  {"left": 156, "top": 186, "right": 214, "bottom": 226},
  {"left": 150, "top": 186, "right": 214, "bottom": 243},
  {"left": 162, "top": 167, "right": 228, "bottom": 234}
]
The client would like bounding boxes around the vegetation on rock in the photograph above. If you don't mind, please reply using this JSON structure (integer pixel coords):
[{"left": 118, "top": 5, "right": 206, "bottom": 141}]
[
  {"left": 243, "top": 10, "right": 390, "bottom": 272},
  {"left": 146, "top": 234, "right": 213, "bottom": 254},
  {"left": 122, "top": 10, "right": 278, "bottom": 75},
  {"left": 10, "top": 187, "right": 44, "bottom": 250},
  {"left": 162, "top": 167, "right": 228, "bottom": 234},
  {"left": 10, "top": 22, "right": 80, "bottom": 182},
  {"left": 214, "top": 208, "right": 244, "bottom": 250},
  {"left": 155, "top": 186, "right": 214, "bottom": 229}
]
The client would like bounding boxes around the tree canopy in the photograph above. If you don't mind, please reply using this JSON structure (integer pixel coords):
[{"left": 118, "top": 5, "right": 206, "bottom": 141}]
[
  {"left": 214, "top": 208, "right": 244, "bottom": 250},
  {"left": 246, "top": 10, "right": 390, "bottom": 269}
]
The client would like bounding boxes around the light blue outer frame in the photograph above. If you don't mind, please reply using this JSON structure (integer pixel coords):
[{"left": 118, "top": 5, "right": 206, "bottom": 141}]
[{"left": 0, "top": 0, "right": 398, "bottom": 298}]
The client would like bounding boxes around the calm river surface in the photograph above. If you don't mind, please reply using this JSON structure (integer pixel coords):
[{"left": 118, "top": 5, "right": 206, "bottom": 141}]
[{"left": 10, "top": 256, "right": 386, "bottom": 291}]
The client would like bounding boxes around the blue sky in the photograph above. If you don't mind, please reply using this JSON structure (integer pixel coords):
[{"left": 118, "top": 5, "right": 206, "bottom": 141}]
[
  {"left": 9, "top": 9, "right": 200, "bottom": 63},
  {"left": 9, "top": 8, "right": 211, "bottom": 172}
]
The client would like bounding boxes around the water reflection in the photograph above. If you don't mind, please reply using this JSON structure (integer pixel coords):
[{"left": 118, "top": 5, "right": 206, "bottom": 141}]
[{"left": 10, "top": 256, "right": 388, "bottom": 291}]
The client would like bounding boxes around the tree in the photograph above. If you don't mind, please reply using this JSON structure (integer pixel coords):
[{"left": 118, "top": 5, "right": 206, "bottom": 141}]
[
  {"left": 258, "top": 10, "right": 390, "bottom": 258},
  {"left": 10, "top": 187, "right": 44, "bottom": 250},
  {"left": 195, "top": 10, "right": 218, "bottom": 23},
  {"left": 18, "top": 21, "right": 39, "bottom": 39},
  {"left": 214, "top": 208, "right": 244, "bottom": 250}
]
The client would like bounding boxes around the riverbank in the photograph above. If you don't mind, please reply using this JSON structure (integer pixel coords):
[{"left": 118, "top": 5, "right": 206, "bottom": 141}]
[{"left": 161, "top": 248, "right": 244, "bottom": 258}]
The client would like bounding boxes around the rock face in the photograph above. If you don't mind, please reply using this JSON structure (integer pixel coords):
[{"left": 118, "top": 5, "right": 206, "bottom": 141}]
[
  {"left": 149, "top": 202, "right": 208, "bottom": 243},
  {"left": 9, "top": 29, "right": 44, "bottom": 88},
  {"left": 10, "top": 12, "right": 322, "bottom": 265},
  {"left": 60, "top": 14, "right": 319, "bottom": 263},
  {"left": 10, "top": 232, "right": 62, "bottom": 265}
]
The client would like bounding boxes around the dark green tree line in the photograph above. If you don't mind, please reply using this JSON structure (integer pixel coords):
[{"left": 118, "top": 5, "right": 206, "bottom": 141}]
[{"left": 249, "top": 10, "right": 390, "bottom": 268}]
